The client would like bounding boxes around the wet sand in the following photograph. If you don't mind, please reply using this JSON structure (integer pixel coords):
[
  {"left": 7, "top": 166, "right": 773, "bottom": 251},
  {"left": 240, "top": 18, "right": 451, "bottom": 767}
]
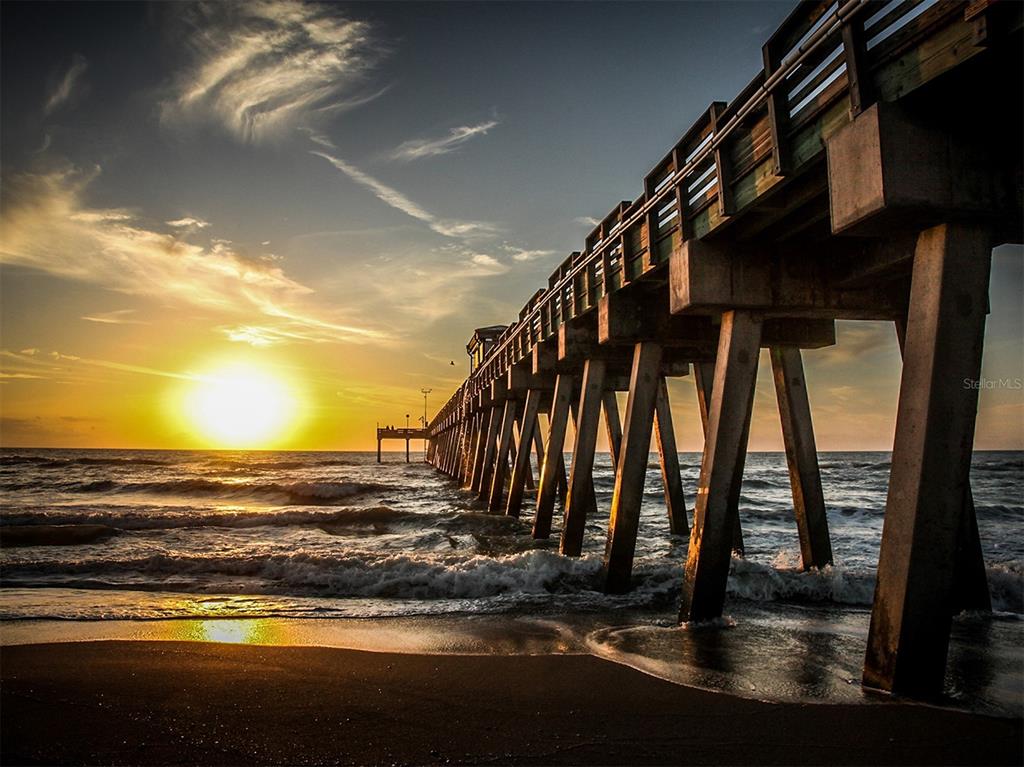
[{"left": 2, "top": 641, "right": 1020, "bottom": 766}]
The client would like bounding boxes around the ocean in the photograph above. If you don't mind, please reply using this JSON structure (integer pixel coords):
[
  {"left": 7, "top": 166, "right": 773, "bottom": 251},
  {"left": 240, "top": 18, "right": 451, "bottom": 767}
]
[{"left": 1, "top": 448, "right": 1021, "bottom": 715}]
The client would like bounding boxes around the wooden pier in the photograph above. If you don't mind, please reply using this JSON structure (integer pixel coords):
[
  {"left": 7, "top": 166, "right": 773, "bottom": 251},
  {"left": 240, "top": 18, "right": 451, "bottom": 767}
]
[
  {"left": 422, "top": 0, "right": 1022, "bottom": 698},
  {"left": 376, "top": 427, "right": 428, "bottom": 463}
]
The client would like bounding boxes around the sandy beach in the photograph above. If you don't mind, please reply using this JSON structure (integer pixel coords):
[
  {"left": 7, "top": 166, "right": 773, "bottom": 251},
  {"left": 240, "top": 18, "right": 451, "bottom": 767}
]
[{"left": 2, "top": 640, "right": 1020, "bottom": 766}]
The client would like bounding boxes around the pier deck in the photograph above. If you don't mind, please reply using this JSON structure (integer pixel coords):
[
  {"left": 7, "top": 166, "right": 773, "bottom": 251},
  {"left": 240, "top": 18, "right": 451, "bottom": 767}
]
[{"left": 376, "top": 427, "right": 428, "bottom": 463}]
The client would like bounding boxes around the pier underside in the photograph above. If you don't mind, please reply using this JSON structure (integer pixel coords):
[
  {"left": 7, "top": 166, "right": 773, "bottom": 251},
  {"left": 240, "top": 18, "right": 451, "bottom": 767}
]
[{"left": 424, "top": 0, "right": 1022, "bottom": 699}]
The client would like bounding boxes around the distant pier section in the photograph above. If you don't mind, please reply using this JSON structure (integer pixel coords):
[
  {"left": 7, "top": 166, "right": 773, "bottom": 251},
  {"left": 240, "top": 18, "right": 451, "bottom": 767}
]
[{"left": 376, "top": 427, "right": 428, "bottom": 463}]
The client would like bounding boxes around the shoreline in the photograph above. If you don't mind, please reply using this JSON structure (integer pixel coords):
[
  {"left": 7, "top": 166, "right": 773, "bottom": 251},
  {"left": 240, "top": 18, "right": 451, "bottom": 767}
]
[
  {"left": 3, "top": 640, "right": 1021, "bottom": 766},
  {"left": 3, "top": 605, "right": 1022, "bottom": 719}
]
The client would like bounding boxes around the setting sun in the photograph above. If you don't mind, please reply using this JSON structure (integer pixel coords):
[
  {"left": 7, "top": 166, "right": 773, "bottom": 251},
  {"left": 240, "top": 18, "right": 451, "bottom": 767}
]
[{"left": 182, "top": 363, "right": 299, "bottom": 448}]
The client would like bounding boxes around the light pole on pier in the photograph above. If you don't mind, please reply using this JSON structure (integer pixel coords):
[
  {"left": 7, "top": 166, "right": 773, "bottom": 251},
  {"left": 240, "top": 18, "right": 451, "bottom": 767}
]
[{"left": 420, "top": 388, "right": 432, "bottom": 460}]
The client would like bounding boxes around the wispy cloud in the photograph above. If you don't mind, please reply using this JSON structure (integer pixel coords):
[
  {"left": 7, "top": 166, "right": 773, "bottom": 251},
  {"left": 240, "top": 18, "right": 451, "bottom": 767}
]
[
  {"left": 299, "top": 126, "right": 337, "bottom": 150},
  {"left": 1, "top": 348, "right": 200, "bottom": 384},
  {"left": 389, "top": 120, "right": 499, "bottom": 162},
  {"left": 506, "top": 247, "right": 556, "bottom": 263},
  {"left": 166, "top": 216, "right": 211, "bottom": 230},
  {"left": 165, "top": 0, "right": 385, "bottom": 143},
  {"left": 0, "top": 167, "right": 389, "bottom": 346},
  {"left": 81, "top": 309, "right": 147, "bottom": 325},
  {"left": 311, "top": 150, "right": 497, "bottom": 240},
  {"left": 45, "top": 54, "right": 88, "bottom": 115},
  {"left": 574, "top": 216, "right": 600, "bottom": 227}
]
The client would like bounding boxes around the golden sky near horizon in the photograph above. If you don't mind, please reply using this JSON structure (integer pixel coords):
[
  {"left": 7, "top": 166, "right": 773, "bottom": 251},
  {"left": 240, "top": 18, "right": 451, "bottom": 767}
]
[{"left": 1, "top": 0, "right": 1021, "bottom": 452}]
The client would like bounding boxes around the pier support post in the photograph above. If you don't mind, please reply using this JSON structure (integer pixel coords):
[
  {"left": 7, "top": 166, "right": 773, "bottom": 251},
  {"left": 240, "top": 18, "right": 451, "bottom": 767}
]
[
  {"left": 535, "top": 374, "right": 574, "bottom": 539},
  {"left": 532, "top": 421, "right": 546, "bottom": 485},
  {"left": 864, "top": 223, "right": 992, "bottom": 696},
  {"left": 377, "top": 439, "right": 382, "bottom": 464},
  {"left": 438, "top": 432, "right": 448, "bottom": 473},
  {"left": 469, "top": 408, "right": 492, "bottom": 492},
  {"left": 462, "top": 412, "right": 480, "bottom": 488},
  {"left": 694, "top": 359, "right": 746, "bottom": 555},
  {"left": 654, "top": 377, "right": 689, "bottom": 536},
  {"left": 602, "top": 342, "right": 664, "bottom": 592},
  {"left": 476, "top": 405, "right": 503, "bottom": 499},
  {"left": 770, "top": 347, "right": 832, "bottom": 569},
  {"left": 506, "top": 389, "right": 542, "bottom": 517},
  {"left": 893, "top": 320, "right": 991, "bottom": 614},
  {"left": 603, "top": 391, "right": 623, "bottom": 471},
  {"left": 680, "top": 311, "right": 762, "bottom": 623},
  {"left": 530, "top": 419, "right": 548, "bottom": 494},
  {"left": 561, "top": 359, "right": 606, "bottom": 556},
  {"left": 444, "top": 429, "right": 454, "bottom": 474},
  {"left": 458, "top": 415, "right": 475, "bottom": 484},
  {"left": 488, "top": 398, "right": 519, "bottom": 513}
]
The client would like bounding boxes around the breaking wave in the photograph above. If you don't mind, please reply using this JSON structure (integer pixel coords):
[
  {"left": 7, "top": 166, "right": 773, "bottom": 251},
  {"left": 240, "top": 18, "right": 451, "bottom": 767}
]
[
  {"left": 28, "top": 478, "right": 391, "bottom": 505},
  {"left": 0, "top": 455, "right": 170, "bottom": 468},
  {"left": 1, "top": 506, "right": 416, "bottom": 532}
]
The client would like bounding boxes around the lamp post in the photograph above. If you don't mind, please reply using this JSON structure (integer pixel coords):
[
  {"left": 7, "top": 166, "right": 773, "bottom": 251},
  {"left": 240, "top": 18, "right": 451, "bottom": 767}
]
[{"left": 420, "top": 388, "right": 432, "bottom": 460}]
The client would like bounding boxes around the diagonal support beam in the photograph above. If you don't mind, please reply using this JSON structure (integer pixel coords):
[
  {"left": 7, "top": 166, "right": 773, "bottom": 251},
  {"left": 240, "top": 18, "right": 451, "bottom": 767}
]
[
  {"left": 475, "top": 405, "right": 502, "bottom": 497},
  {"left": 602, "top": 342, "right": 663, "bottom": 593},
  {"left": 488, "top": 399, "right": 519, "bottom": 513},
  {"left": 506, "top": 389, "right": 542, "bottom": 518},
  {"left": 603, "top": 391, "right": 623, "bottom": 471},
  {"left": 770, "top": 347, "right": 832, "bottom": 570},
  {"left": 680, "top": 311, "right": 762, "bottom": 623},
  {"left": 534, "top": 374, "right": 574, "bottom": 539},
  {"left": 694, "top": 360, "right": 746, "bottom": 555},
  {"left": 561, "top": 359, "right": 606, "bottom": 556},
  {"left": 655, "top": 377, "right": 689, "bottom": 536},
  {"left": 893, "top": 319, "right": 990, "bottom": 614},
  {"left": 864, "top": 224, "right": 993, "bottom": 696}
]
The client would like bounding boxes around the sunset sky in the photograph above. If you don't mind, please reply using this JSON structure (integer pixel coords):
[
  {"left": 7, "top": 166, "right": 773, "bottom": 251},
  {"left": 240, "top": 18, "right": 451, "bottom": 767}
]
[{"left": 1, "top": 0, "right": 1021, "bottom": 452}]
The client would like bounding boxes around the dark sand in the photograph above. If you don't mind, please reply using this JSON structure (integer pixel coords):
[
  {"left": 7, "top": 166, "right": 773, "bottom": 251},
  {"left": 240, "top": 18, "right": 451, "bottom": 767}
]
[{"left": 1, "top": 641, "right": 1020, "bottom": 766}]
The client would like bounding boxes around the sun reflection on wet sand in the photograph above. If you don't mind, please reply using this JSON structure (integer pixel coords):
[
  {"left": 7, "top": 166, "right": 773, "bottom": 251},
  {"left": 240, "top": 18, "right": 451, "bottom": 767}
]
[{"left": 172, "top": 619, "right": 279, "bottom": 645}]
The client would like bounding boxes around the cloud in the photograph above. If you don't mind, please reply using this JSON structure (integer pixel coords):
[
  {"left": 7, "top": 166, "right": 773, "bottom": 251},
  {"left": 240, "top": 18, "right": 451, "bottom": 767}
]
[
  {"left": 311, "top": 150, "right": 497, "bottom": 240},
  {"left": 467, "top": 253, "right": 507, "bottom": 272},
  {"left": 389, "top": 120, "right": 499, "bottom": 162},
  {"left": 298, "top": 126, "right": 337, "bottom": 150},
  {"left": 45, "top": 54, "right": 88, "bottom": 115},
  {"left": 506, "top": 247, "right": 556, "bottom": 263},
  {"left": 574, "top": 216, "right": 600, "bottom": 227},
  {"left": 166, "top": 216, "right": 211, "bottom": 230},
  {"left": 165, "top": 0, "right": 385, "bottom": 143},
  {"left": 81, "top": 309, "right": 147, "bottom": 325},
  {"left": 290, "top": 227, "right": 518, "bottom": 335},
  {"left": 0, "top": 167, "right": 389, "bottom": 346},
  {"left": 1, "top": 348, "right": 199, "bottom": 384}
]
